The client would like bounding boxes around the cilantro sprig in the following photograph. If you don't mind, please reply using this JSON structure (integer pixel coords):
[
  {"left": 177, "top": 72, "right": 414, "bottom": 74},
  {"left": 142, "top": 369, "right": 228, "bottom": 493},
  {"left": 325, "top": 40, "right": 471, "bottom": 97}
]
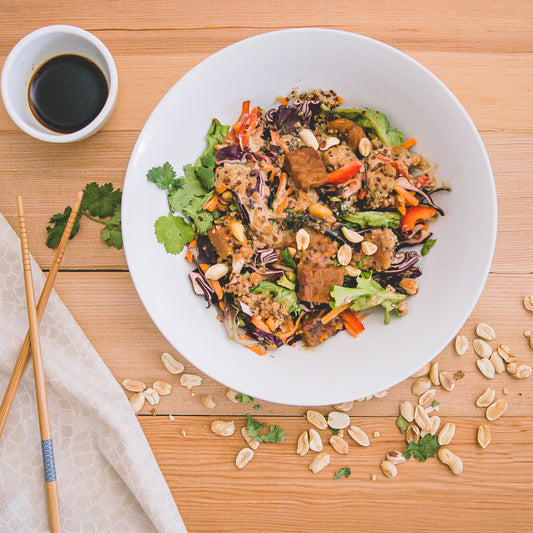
[
  {"left": 46, "top": 182, "right": 123, "bottom": 249},
  {"left": 245, "top": 414, "right": 285, "bottom": 443},
  {"left": 403, "top": 434, "right": 440, "bottom": 462},
  {"left": 147, "top": 119, "right": 229, "bottom": 253}
]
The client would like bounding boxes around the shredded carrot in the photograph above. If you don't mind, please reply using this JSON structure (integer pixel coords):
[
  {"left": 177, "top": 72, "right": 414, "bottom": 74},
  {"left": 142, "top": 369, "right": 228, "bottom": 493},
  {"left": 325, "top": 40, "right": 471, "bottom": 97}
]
[
  {"left": 185, "top": 249, "right": 193, "bottom": 263},
  {"left": 210, "top": 279, "right": 224, "bottom": 301},
  {"left": 278, "top": 314, "right": 303, "bottom": 341},
  {"left": 270, "top": 130, "right": 289, "bottom": 153},
  {"left": 203, "top": 195, "right": 219, "bottom": 212},
  {"left": 276, "top": 172, "right": 287, "bottom": 196},
  {"left": 357, "top": 189, "right": 367, "bottom": 200},
  {"left": 275, "top": 196, "right": 288, "bottom": 214},
  {"left": 252, "top": 316, "right": 271, "bottom": 334},
  {"left": 344, "top": 322, "right": 361, "bottom": 337},
  {"left": 198, "top": 263, "right": 208, "bottom": 273},
  {"left": 247, "top": 344, "right": 267, "bottom": 356},
  {"left": 237, "top": 332, "right": 267, "bottom": 356},
  {"left": 215, "top": 183, "right": 228, "bottom": 195},
  {"left": 265, "top": 316, "right": 277, "bottom": 332},
  {"left": 286, "top": 186, "right": 293, "bottom": 196},
  {"left": 321, "top": 303, "right": 352, "bottom": 325},
  {"left": 401, "top": 137, "right": 417, "bottom": 149},
  {"left": 393, "top": 184, "right": 419, "bottom": 206},
  {"left": 397, "top": 195, "right": 406, "bottom": 216},
  {"left": 341, "top": 310, "right": 365, "bottom": 337},
  {"left": 281, "top": 97, "right": 288, "bottom": 105},
  {"left": 337, "top": 96, "right": 344, "bottom": 104},
  {"left": 218, "top": 301, "right": 225, "bottom": 310}
]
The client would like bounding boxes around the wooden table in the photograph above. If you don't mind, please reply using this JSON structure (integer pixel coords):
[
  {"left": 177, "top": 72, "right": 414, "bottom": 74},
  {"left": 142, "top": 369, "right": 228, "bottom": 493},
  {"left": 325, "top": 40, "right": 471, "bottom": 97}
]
[{"left": 2, "top": 2, "right": 533, "bottom": 531}]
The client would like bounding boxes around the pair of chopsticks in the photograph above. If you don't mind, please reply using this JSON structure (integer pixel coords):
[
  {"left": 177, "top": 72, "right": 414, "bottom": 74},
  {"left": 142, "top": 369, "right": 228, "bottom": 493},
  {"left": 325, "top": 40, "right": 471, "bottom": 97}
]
[{"left": 0, "top": 192, "right": 82, "bottom": 533}]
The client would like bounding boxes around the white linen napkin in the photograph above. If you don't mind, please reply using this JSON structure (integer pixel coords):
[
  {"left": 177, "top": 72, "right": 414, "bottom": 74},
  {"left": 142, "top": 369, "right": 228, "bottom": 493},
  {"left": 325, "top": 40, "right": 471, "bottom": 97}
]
[{"left": 0, "top": 212, "right": 187, "bottom": 533}]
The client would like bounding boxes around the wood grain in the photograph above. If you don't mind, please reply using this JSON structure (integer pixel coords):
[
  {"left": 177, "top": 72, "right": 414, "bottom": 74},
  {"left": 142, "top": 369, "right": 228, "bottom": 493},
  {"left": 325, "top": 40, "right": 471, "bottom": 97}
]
[
  {"left": 140, "top": 415, "right": 533, "bottom": 533},
  {"left": 2, "top": 1, "right": 533, "bottom": 531}
]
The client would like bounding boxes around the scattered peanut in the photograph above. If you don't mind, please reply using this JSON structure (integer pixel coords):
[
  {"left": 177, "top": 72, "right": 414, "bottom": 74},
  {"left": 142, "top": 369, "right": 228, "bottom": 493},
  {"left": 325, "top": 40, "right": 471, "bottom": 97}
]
[
  {"left": 296, "top": 431, "right": 310, "bottom": 456},
  {"left": 438, "top": 422, "right": 456, "bottom": 445},
  {"left": 122, "top": 379, "right": 146, "bottom": 393},
  {"left": 327, "top": 411, "right": 350, "bottom": 429},
  {"left": 143, "top": 388, "right": 160, "bottom": 405},
  {"left": 309, "top": 452, "right": 331, "bottom": 474},
  {"left": 361, "top": 240, "right": 378, "bottom": 256},
  {"left": 330, "top": 435, "right": 349, "bottom": 454},
  {"left": 348, "top": 426, "right": 370, "bottom": 447},
  {"left": 359, "top": 137, "right": 372, "bottom": 157},
  {"left": 308, "top": 202, "right": 333, "bottom": 219},
  {"left": 476, "top": 387, "right": 496, "bottom": 408},
  {"left": 400, "top": 400, "right": 415, "bottom": 422},
  {"left": 333, "top": 401, "right": 354, "bottom": 412},
  {"left": 386, "top": 451, "right": 406, "bottom": 465},
  {"left": 341, "top": 226, "right": 364, "bottom": 243},
  {"left": 477, "top": 425, "right": 491, "bottom": 449},
  {"left": 205, "top": 263, "right": 229, "bottom": 281},
  {"left": 412, "top": 376, "right": 432, "bottom": 396},
  {"left": 306, "top": 410, "right": 328, "bottom": 430},
  {"left": 399, "top": 278, "right": 418, "bottom": 295},
  {"left": 486, "top": 399, "right": 508, "bottom": 421},
  {"left": 473, "top": 339, "right": 493, "bottom": 358},
  {"left": 242, "top": 427, "right": 260, "bottom": 450},
  {"left": 153, "top": 380, "right": 172, "bottom": 396},
  {"left": 439, "top": 372, "right": 456, "bottom": 391},
  {"left": 507, "top": 362, "right": 532, "bottom": 379},
  {"left": 497, "top": 344, "right": 517, "bottom": 363},
  {"left": 380, "top": 460, "right": 398, "bottom": 479},
  {"left": 438, "top": 448, "right": 463, "bottom": 475},
  {"left": 161, "top": 352, "right": 184, "bottom": 374},
  {"left": 309, "top": 428, "right": 323, "bottom": 452},
  {"left": 210, "top": 420, "right": 235, "bottom": 436},
  {"left": 200, "top": 394, "right": 216, "bottom": 409},
  {"left": 477, "top": 358, "right": 496, "bottom": 379},
  {"left": 476, "top": 323, "right": 496, "bottom": 341},
  {"left": 236, "top": 448, "right": 254, "bottom": 469},
  {"left": 523, "top": 295, "right": 533, "bottom": 312},
  {"left": 129, "top": 392, "right": 145, "bottom": 413},
  {"left": 298, "top": 128, "right": 319, "bottom": 150},
  {"left": 180, "top": 374, "right": 203, "bottom": 388},
  {"left": 489, "top": 352, "right": 505, "bottom": 374},
  {"left": 337, "top": 244, "right": 353, "bottom": 266},
  {"left": 454, "top": 335, "right": 469, "bottom": 355},
  {"left": 296, "top": 228, "right": 310, "bottom": 251},
  {"left": 412, "top": 363, "right": 431, "bottom": 378},
  {"left": 429, "top": 362, "right": 440, "bottom": 386}
]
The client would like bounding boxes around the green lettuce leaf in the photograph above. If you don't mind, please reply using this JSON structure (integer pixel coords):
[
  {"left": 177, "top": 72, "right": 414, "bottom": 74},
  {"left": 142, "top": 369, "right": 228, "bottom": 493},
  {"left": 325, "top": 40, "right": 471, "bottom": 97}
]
[
  {"left": 342, "top": 211, "right": 401, "bottom": 229},
  {"left": 253, "top": 280, "right": 301, "bottom": 314},
  {"left": 330, "top": 275, "right": 406, "bottom": 324}
]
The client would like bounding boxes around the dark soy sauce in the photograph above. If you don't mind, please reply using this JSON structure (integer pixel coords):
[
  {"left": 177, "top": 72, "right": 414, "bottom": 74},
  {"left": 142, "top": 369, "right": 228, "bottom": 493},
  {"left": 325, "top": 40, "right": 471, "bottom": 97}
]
[{"left": 28, "top": 54, "right": 108, "bottom": 134}]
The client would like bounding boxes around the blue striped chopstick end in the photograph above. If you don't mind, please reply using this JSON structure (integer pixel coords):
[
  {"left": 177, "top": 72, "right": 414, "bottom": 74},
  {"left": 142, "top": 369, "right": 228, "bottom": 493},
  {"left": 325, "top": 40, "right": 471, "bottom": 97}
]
[{"left": 41, "top": 439, "right": 57, "bottom": 482}]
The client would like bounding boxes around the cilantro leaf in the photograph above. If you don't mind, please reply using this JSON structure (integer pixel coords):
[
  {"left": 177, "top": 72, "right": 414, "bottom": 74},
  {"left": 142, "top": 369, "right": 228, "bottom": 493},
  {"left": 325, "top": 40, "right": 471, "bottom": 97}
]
[
  {"left": 45, "top": 182, "right": 122, "bottom": 250},
  {"left": 45, "top": 206, "right": 81, "bottom": 248},
  {"left": 261, "top": 425, "right": 285, "bottom": 443},
  {"left": 328, "top": 425, "right": 340, "bottom": 435},
  {"left": 403, "top": 434, "right": 440, "bottom": 462},
  {"left": 82, "top": 182, "right": 122, "bottom": 218},
  {"left": 245, "top": 414, "right": 266, "bottom": 440},
  {"left": 235, "top": 394, "right": 254, "bottom": 405},
  {"left": 253, "top": 404, "right": 262, "bottom": 410},
  {"left": 421, "top": 238, "right": 437, "bottom": 256},
  {"left": 147, "top": 162, "right": 178, "bottom": 190},
  {"left": 432, "top": 400, "right": 440, "bottom": 408},
  {"left": 154, "top": 214, "right": 195, "bottom": 254},
  {"left": 245, "top": 414, "right": 285, "bottom": 443},
  {"left": 334, "top": 467, "right": 351, "bottom": 479},
  {"left": 396, "top": 414, "right": 409, "bottom": 434},
  {"left": 335, "top": 107, "right": 404, "bottom": 146}
]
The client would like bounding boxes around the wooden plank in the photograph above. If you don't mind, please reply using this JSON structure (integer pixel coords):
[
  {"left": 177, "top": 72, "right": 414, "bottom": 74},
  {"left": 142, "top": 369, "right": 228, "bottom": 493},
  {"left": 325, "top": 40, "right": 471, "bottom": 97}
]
[
  {"left": 2, "top": 0, "right": 532, "bottom": 54},
  {"left": 1, "top": 51, "right": 533, "bottom": 133},
  {"left": 139, "top": 415, "right": 533, "bottom": 533},
  {"left": 0, "top": 131, "right": 532, "bottom": 273},
  {"left": 50, "top": 271, "right": 533, "bottom": 417}
]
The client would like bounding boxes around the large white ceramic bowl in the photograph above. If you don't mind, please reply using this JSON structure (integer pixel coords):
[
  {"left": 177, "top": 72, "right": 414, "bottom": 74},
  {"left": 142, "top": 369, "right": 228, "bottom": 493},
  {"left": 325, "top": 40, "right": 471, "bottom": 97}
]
[{"left": 122, "top": 29, "right": 497, "bottom": 406}]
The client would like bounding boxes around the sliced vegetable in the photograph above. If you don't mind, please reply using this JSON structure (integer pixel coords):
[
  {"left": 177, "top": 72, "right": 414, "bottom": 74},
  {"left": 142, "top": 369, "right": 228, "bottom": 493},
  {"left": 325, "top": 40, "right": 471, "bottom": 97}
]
[
  {"left": 421, "top": 238, "right": 437, "bottom": 256},
  {"left": 401, "top": 138, "right": 417, "bottom": 149},
  {"left": 401, "top": 206, "right": 438, "bottom": 232},
  {"left": 327, "top": 160, "right": 363, "bottom": 185},
  {"left": 321, "top": 302, "right": 352, "bottom": 325},
  {"left": 393, "top": 184, "right": 419, "bottom": 206},
  {"left": 343, "top": 211, "right": 401, "bottom": 229}
]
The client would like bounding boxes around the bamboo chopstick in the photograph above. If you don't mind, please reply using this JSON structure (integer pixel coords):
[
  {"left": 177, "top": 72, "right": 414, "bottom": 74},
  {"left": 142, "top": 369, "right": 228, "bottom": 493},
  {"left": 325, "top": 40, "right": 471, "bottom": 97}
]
[
  {"left": 0, "top": 191, "right": 83, "bottom": 441},
  {"left": 17, "top": 196, "right": 64, "bottom": 533}
]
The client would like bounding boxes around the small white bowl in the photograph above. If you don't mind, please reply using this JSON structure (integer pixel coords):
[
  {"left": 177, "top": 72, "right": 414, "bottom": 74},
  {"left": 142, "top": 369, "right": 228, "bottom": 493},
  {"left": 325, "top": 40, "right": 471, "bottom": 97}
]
[{"left": 1, "top": 25, "right": 118, "bottom": 143}]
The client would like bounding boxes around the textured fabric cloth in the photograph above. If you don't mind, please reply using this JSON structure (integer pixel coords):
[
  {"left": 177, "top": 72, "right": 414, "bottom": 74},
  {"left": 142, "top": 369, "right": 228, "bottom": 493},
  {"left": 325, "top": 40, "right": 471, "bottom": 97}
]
[{"left": 0, "top": 213, "right": 187, "bottom": 533}]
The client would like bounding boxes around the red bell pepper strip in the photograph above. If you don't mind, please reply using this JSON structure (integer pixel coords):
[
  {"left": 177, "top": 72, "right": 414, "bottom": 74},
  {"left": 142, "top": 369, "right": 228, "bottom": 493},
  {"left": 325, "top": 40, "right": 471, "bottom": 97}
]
[
  {"left": 414, "top": 174, "right": 430, "bottom": 188},
  {"left": 401, "top": 206, "right": 438, "bottom": 232},
  {"left": 326, "top": 159, "right": 363, "bottom": 185},
  {"left": 376, "top": 154, "right": 410, "bottom": 178}
]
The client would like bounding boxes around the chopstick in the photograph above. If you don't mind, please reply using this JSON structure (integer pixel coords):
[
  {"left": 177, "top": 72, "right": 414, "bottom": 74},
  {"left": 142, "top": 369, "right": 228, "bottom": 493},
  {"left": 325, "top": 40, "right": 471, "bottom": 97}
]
[
  {"left": 15, "top": 196, "right": 75, "bottom": 533},
  {"left": 0, "top": 191, "right": 83, "bottom": 441}
]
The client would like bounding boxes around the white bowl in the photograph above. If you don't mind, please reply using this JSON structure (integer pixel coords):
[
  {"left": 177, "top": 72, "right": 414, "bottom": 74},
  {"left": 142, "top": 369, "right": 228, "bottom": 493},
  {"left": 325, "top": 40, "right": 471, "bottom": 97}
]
[
  {"left": 122, "top": 29, "right": 497, "bottom": 406},
  {"left": 1, "top": 25, "right": 118, "bottom": 143}
]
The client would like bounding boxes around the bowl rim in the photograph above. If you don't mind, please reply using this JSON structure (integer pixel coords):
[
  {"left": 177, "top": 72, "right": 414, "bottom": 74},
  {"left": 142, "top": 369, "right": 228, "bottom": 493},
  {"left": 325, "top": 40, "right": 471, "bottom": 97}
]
[
  {"left": 122, "top": 28, "right": 497, "bottom": 405},
  {"left": 1, "top": 24, "right": 118, "bottom": 143}
]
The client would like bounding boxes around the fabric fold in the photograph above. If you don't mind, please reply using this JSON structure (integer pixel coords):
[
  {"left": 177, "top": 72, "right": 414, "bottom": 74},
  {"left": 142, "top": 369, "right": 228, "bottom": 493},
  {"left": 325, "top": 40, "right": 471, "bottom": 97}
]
[{"left": 0, "top": 213, "right": 186, "bottom": 533}]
